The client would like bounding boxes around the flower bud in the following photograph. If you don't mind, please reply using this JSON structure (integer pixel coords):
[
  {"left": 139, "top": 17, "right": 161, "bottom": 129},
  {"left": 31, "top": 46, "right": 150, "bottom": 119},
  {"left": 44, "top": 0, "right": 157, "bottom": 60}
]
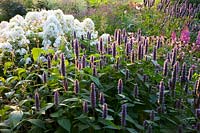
[
  {"left": 81, "top": 55, "right": 86, "bottom": 68},
  {"left": 163, "top": 59, "right": 168, "bottom": 76}
]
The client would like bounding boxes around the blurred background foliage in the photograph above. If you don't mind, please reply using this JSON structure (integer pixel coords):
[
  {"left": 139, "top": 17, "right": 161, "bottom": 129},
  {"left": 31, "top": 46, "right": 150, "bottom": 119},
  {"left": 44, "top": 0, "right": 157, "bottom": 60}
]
[{"left": 0, "top": 0, "right": 199, "bottom": 40}]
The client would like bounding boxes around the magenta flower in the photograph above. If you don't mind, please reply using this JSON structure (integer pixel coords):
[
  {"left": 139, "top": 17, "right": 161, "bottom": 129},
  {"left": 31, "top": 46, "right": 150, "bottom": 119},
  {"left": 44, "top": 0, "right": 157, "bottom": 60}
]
[
  {"left": 180, "top": 26, "right": 190, "bottom": 44},
  {"left": 196, "top": 31, "right": 200, "bottom": 45},
  {"left": 171, "top": 31, "right": 177, "bottom": 42}
]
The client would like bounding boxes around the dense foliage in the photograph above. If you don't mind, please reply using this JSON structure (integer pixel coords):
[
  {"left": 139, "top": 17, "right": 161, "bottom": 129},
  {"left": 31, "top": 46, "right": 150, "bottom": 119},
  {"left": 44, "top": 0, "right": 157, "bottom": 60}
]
[{"left": 0, "top": 1, "right": 200, "bottom": 133}]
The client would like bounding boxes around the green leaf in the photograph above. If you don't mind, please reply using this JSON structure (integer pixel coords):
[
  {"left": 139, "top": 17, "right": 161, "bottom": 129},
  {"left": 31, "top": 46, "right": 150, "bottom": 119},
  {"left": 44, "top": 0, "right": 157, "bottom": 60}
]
[
  {"left": 27, "top": 119, "right": 45, "bottom": 129},
  {"left": 126, "top": 115, "right": 144, "bottom": 130},
  {"left": 4, "top": 62, "right": 13, "bottom": 74},
  {"left": 57, "top": 118, "right": 71, "bottom": 132},
  {"left": 31, "top": 48, "right": 44, "bottom": 62},
  {"left": 0, "top": 129, "right": 12, "bottom": 133},
  {"left": 127, "top": 128, "right": 137, "bottom": 133},
  {"left": 89, "top": 75, "right": 104, "bottom": 90},
  {"left": 78, "top": 124, "right": 89, "bottom": 131},
  {"left": 9, "top": 111, "right": 23, "bottom": 126}
]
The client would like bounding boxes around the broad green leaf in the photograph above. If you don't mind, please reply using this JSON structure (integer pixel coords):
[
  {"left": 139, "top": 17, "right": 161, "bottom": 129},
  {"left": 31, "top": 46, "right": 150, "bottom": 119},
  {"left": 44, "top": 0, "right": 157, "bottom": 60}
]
[
  {"left": 27, "top": 119, "right": 45, "bottom": 129},
  {"left": 89, "top": 75, "right": 104, "bottom": 90},
  {"left": 57, "top": 118, "right": 71, "bottom": 132},
  {"left": 31, "top": 48, "right": 44, "bottom": 62},
  {"left": 9, "top": 110, "right": 23, "bottom": 126},
  {"left": 127, "top": 128, "right": 137, "bottom": 133},
  {"left": 4, "top": 62, "right": 13, "bottom": 74}
]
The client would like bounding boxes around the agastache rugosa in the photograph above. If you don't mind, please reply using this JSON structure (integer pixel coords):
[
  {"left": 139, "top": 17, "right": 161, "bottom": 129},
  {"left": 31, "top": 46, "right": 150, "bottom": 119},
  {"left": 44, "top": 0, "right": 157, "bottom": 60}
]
[
  {"left": 121, "top": 104, "right": 127, "bottom": 127},
  {"left": 90, "top": 83, "right": 96, "bottom": 109},
  {"left": 35, "top": 92, "right": 40, "bottom": 111},
  {"left": 118, "top": 79, "right": 123, "bottom": 94}
]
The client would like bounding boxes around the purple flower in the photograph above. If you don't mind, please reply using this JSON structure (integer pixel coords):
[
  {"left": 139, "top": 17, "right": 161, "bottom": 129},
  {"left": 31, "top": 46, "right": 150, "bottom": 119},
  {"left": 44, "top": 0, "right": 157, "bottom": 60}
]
[
  {"left": 99, "top": 37, "right": 104, "bottom": 54},
  {"left": 196, "top": 31, "right": 200, "bottom": 45},
  {"left": 117, "top": 29, "right": 121, "bottom": 45},
  {"left": 138, "top": 43, "right": 143, "bottom": 60},
  {"left": 196, "top": 108, "right": 200, "bottom": 119},
  {"left": 90, "top": 56, "right": 95, "bottom": 68},
  {"left": 99, "top": 92, "right": 105, "bottom": 105},
  {"left": 159, "top": 81, "right": 165, "bottom": 105},
  {"left": 63, "top": 79, "right": 68, "bottom": 91},
  {"left": 180, "top": 26, "right": 190, "bottom": 44},
  {"left": 118, "top": 79, "right": 123, "bottom": 94},
  {"left": 83, "top": 101, "right": 88, "bottom": 113},
  {"left": 125, "top": 69, "right": 129, "bottom": 80},
  {"left": 153, "top": 46, "right": 157, "bottom": 61},
  {"left": 150, "top": 110, "right": 155, "bottom": 121},
  {"left": 81, "top": 55, "right": 86, "bottom": 68},
  {"left": 92, "top": 66, "right": 97, "bottom": 76},
  {"left": 90, "top": 83, "right": 96, "bottom": 108},
  {"left": 74, "top": 79, "right": 79, "bottom": 94},
  {"left": 47, "top": 55, "right": 51, "bottom": 69},
  {"left": 144, "top": 38, "right": 149, "bottom": 55},
  {"left": 171, "top": 47, "right": 177, "bottom": 66},
  {"left": 163, "top": 59, "right": 168, "bottom": 76},
  {"left": 74, "top": 39, "right": 79, "bottom": 59},
  {"left": 188, "top": 67, "right": 194, "bottom": 81},
  {"left": 180, "top": 62, "right": 187, "bottom": 83},
  {"left": 54, "top": 91, "right": 59, "bottom": 106},
  {"left": 60, "top": 53, "right": 66, "bottom": 77},
  {"left": 112, "top": 43, "right": 116, "bottom": 58},
  {"left": 35, "top": 92, "right": 40, "bottom": 111},
  {"left": 102, "top": 103, "right": 108, "bottom": 119},
  {"left": 131, "top": 50, "right": 135, "bottom": 63},
  {"left": 53, "top": 53, "right": 58, "bottom": 61},
  {"left": 42, "top": 72, "right": 47, "bottom": 83},
  {"left": 121, "top": 104, "right": 127, "bottom": 127}
]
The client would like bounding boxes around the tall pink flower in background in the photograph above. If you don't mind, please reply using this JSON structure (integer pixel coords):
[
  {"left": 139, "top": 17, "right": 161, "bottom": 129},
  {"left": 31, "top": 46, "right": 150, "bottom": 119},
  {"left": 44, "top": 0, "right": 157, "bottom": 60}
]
[
  {"left": 171, "top": 31, "right": 177, "bottom": 42},
  {"left": 180, "top": 26, "right": 190, "bottom": 44},
  {"left": 196, "top": 31, "right": 200, "bottom": 45}
]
